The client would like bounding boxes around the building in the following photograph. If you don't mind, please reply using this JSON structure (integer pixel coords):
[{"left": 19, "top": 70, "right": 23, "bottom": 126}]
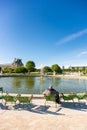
[
  {"left": 12, "top": 58, "right": 23, "bottom": 67},
  {"left": 69, "top": 65, "right": 87, "bottom": 70},
  {"left": 0, "top": 58, "right": 24, "bottom": 70}
]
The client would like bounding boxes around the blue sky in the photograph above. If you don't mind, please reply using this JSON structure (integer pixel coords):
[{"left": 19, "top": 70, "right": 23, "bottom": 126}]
[{"left": 0, "top": 0, "right": 87, "bottom": 68}]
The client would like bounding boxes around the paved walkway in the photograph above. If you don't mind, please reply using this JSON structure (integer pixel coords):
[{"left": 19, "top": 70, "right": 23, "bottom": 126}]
[{"left": 0, "top": 99, "right": 87, "bottom": 130}]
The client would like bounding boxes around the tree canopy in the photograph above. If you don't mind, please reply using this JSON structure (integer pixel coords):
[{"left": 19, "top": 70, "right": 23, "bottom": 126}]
[
  {"left": 43, "top": 66, "right": 52, "bottom": 73},
  {"left": 51, "top": 64, "right": 62, "bottom": 74},
  {"left": 14, "top": 66, "right": 27, "bottom": 73},
  {"left": 25, "top": 61, "right": 35, "bottom": 72}
]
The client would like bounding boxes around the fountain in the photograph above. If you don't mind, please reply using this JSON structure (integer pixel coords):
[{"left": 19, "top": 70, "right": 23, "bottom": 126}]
[
  {"left": 53, "top": 71, "right": 56, "bottom": 76},
  {"left": 40, "top": 64, "right": 44, "bottom": 79}
]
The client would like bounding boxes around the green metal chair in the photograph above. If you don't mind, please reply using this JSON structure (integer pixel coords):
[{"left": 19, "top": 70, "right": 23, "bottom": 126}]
[
  {"left": 76, "top": 94, "right": 85, "bottom": 102},
  {"left": 61, "top": 93, "right": 77, "bottom": 102},
  {"left": 83, "top": 93, "right": 87, "bottom": 102},
  {"left": 3, "top": 93, "right": 18, "bottom": 106},
  {"left": 44, "top": 94, "right": 57, "bottom": 107},
  {"left": 17, "top": 94, "right": 33, "bottom": 108},
  {"left": 0, "top": 87, "right": 3, "bottom": 102}
]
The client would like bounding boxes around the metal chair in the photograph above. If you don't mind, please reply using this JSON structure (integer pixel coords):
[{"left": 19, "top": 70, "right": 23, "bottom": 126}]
[
  {"left": 44, "top": 94, "right": 57, "bottom": 108},
  {"left": 17, "top": 94, "right": 33, "bottom": 109},
  {"left": 0, "top": 87, "right": 3, "bottom": 102},
  {"left": 3, "top": 93, "right": 18, "bottom": 106}
]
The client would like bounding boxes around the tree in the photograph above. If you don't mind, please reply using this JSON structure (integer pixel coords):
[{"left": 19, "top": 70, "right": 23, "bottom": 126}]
[
  {"left": 14, "top": 66, "right": 27, "bottom": 73},
  {"left": 25, "top": 61, "right": 35, "bottom": 72},
  {"left": 3, "top": 67, "right": 12, "bottom": 73},
  {"left": 51, "top": 64, "right": 62, "bottom": 74},
  {"left": 43, "top": 66, "right": 52, "bottom": 73}
]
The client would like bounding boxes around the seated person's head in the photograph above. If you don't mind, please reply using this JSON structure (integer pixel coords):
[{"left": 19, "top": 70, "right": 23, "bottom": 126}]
[{"left": 48, "top": 85, "right": 53, "bottom": 90}]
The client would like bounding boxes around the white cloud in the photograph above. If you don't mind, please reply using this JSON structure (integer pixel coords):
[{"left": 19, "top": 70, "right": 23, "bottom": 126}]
[
  {"left": 77, "top": 51, "right": 87, "bottom": 57},
  {"left": 56, "top": 28, "right": 87, "bottom": 45}
]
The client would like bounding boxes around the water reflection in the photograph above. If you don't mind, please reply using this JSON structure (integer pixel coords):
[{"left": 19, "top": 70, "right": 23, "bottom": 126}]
[
  {"left": 25, "top": 77, "right": 35, "bottom": 89},
  {"left": 51, "top": 77, "right": 61, "bottom": 87},
  {"left": 0, "top": 76, "right": 87, "bottom": 94},
  {"left": 39, "top": 77, "right": 45, "bottom": 85},
  {"left": 39, "top": 77, "right": 45, "bottom": 93},
  {"left": 12, "top": 77, "right": 21, "bottom": 88},
  {"left": 38, "top": 77, "right": 61, "bottom": 93}
]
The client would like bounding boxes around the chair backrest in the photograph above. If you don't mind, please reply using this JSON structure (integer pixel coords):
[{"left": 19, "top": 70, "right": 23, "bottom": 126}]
[
  {"left": 0, "top": 87, "right": 3, "bottom": 99},
  {"left": 44, "top": 94, "right": 56, "bottom": 101},
  {"left": 16, "top": 94, "right": 33, "bottom": 103}
]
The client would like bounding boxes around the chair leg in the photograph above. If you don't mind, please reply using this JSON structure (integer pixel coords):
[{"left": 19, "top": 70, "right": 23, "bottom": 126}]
[
  {"left": 45, "top": 100, "right": 46, "bottom": 106},
  {"left": 55, "top": 103, "right": 57, "bottom": 108}
]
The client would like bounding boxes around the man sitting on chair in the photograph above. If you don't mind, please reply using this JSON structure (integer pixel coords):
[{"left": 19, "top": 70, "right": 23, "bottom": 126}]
[{"left": 43, "top": 86, "right": 60, "bottom": 104}]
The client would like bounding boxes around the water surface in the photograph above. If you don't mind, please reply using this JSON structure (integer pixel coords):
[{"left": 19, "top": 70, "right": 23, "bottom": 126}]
[{"left": 0, "top": 76, "right": 87, "bottom": 94}]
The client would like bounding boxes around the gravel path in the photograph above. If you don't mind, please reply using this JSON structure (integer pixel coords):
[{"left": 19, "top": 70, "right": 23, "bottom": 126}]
[{"left": 0, "top": 99, "right": 87, "bottom": 130}]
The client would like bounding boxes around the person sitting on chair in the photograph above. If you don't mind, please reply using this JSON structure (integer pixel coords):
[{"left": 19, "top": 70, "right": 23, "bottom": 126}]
[{"left": 43, "top": 86, "right": 60, "bottom": 104}]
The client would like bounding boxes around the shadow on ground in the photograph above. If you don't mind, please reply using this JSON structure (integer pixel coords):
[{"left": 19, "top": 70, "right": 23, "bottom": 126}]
[
  {"left": 60, "top": 101, "right": 87, "bottom": 112},
  {"left": 0, "top": 100, "right": 87, "bottom": 115},
  {"left": 0, "top": 102, "right": 64, "bottom": 115}
]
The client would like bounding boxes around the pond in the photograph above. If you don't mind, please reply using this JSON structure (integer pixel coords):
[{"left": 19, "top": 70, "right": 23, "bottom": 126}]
[{"left": 0, "top": 76, "right": 87, "bottom": 94}]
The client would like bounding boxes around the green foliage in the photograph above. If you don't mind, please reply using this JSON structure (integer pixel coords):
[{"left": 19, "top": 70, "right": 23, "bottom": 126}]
[
  {"left": 14, "top": 66, "right": 27, "bottom": 73},
  {"left": 3, "top": 67, "right": 12, "bottom": 73},
  {"left": 36, "top": 68, "right": 40, "bottom": 72},
  {"left": 63, "top": 68, "right": 71, "bottom": 72},
  {"left": 63, "top": 67, "right": 87, "bottom": 74},
  {"left": 43, "top": 66, "right": 52, "bottom": 73},
  {"left": 25, "top": 61, "right": 35, "bottom": 72},
  {"left": 51, "top": 64, "right": 62, "bottom": 74}
]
